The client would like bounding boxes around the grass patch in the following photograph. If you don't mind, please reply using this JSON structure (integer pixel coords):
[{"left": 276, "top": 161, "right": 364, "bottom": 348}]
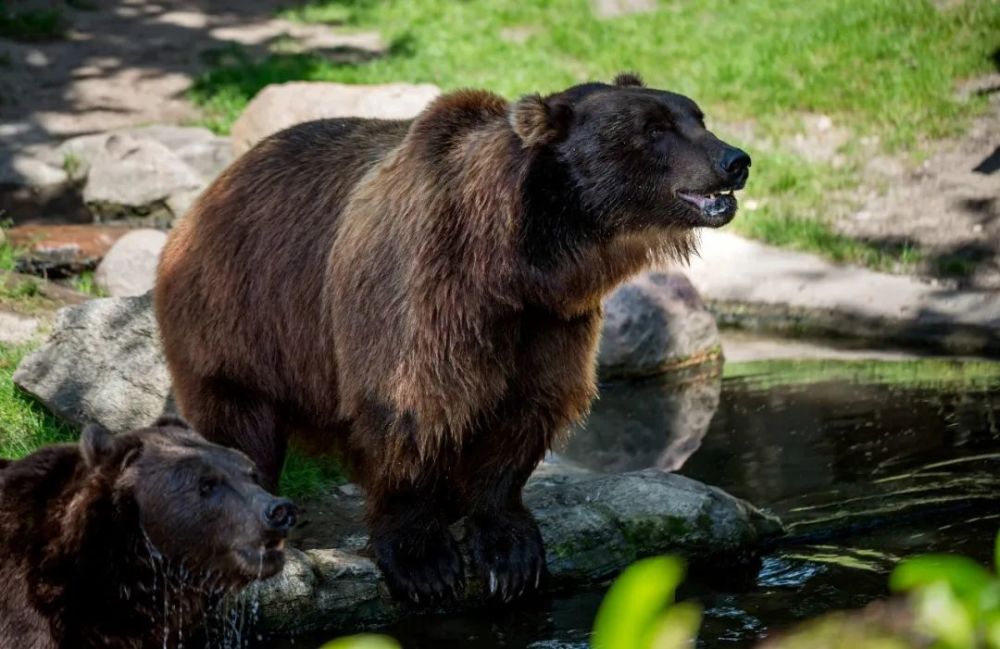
[
  {"left": 279, "top": 448, "right": 348, "bottom": 500},
  {"left": 66, "top": 270, "right": 107, "bottom": 298},
  {"left": 190, "top": 0, "right": 998, "bottom": 271},
  {"left": 724, "top": 358, "right": 1000, "bottom": 389},
  {"left": 0, "top": 3, "right": 67, "bottom": 41},
  {"left": 0, "top": 344, "right": 76, "bottom": 460}
]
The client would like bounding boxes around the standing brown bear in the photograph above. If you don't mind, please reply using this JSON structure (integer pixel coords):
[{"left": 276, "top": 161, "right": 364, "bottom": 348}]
[
  {"left": 155, "top": 73, "right": 750, "bottom": 602},
  {"left": 0, "top": 417, "right": 297, "bottom": 648}
]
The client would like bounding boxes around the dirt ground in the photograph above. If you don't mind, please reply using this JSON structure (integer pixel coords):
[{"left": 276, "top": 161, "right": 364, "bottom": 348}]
[
  {"left": 0, "top": 0, "right": 380, "bottom": 156},
  {"left": 837, "top": 93, "right": 1000, "bottom": 290}
]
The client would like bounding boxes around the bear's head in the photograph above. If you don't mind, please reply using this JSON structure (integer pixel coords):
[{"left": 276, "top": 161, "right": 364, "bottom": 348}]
[
  {"left": 511, "top": 73, "right": 750, "bottom": 231},
  {"left": 80, "top": 416, "right": 297, "bottom": 588}
]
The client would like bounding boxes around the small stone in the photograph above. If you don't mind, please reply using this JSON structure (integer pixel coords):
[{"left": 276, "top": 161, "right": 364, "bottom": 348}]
[
  {"left": 337, "top": 483, "right": 361, "bottom": 497},
  {"left": 7, "top": 224, "right": 132, "bottom": 278},
  {"left": 591, "top": 0, "right": 657, "bottom": 18},
  {"left": 231, "top": 82, "right": 441, "bottom": 155},
  {"left": 82, "top": 133, "right": 203, "bottom": 226},
  {"left": 0, "top": 311, "right": 41, "bottom": 345},
  {"left": 94, "top": 229, "right": 168, "bottom": 297}
]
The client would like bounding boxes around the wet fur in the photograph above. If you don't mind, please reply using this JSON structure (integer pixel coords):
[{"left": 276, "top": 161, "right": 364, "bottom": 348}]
[{"left": 0, "top": 424, "right": 269, "bottom": 648}]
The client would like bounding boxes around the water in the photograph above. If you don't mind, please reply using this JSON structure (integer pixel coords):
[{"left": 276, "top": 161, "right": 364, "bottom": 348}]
[{"left": 266, "top": 358, "right": 1000, "bottom": 648}]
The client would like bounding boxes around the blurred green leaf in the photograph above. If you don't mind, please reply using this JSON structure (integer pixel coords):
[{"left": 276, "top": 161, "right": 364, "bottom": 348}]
[
  {"left": 890, "top": 555, "right": 993, "bottom": 602},
  {"left": 592, "top": 556, "right": 692, "bottom": 649},
  {"left": 647, "top": 601, "right": 701, "bottom": 649},
  {"left": 911, "top": 582, "right": 975, "bottom": 649},
  {"left": 320, "top": 634, "right": 401, "bottom": 649}
]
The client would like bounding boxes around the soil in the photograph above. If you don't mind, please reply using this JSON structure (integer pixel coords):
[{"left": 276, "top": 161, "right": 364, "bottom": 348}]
[
  {"left": 0, "top": 0, "right": 381, "bottom": 156},
  {"left": 836, "top": 94, "right": 1000, "bottom": 290}
]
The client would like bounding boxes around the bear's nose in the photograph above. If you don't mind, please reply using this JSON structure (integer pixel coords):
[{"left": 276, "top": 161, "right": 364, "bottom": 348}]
[
  {"left": 719, "top": 146, "right": 751, "bottom": 179},
  {"left": 264, "top": 498, "right": 299, "bottom": 532}
]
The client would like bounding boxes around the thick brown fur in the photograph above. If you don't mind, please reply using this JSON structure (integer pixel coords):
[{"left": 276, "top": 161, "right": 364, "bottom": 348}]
[
  {"left": 0, "top": 420, "right": 295, "bottom": 648},
  {"left": 155, "top": 76, "right": 749, "bottom": 602}
]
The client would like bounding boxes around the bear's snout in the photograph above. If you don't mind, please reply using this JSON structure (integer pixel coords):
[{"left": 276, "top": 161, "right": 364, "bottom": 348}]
[
  {"left": 263, "top": 497, "right": 298, "bottom": 533},
  {"left": 717, "top": 146, "right": 751, "bottom": 189}
]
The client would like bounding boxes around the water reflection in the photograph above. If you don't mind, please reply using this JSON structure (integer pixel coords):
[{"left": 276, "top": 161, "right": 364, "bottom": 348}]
[{"left": 563, "top": 371, "right": 722, "bottom": 473}]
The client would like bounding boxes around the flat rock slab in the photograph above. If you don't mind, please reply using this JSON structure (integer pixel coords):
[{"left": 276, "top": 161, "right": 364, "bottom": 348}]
[
  {"left": 687, "top": 230, "right": 1000, "bottom": 356},
  {"left": 7, "top": 224, "right": 132, "bottom": 277},
  {"left": 260, "top": 469, "right": 783, "bottom": 634},
  {"left": 13, "top": 293, "right": 174, "bottom": 433}
]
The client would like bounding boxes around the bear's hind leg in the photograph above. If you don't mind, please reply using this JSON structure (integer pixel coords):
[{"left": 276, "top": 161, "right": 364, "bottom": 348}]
[{"left": 174, "top": 376, "right": 287, "bottom": 491}]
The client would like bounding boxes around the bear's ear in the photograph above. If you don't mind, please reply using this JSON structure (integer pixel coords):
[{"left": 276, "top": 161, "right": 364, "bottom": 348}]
[
  {"left": 613, "top": 72, "right": 645, "bottom": 88},
  {"left": 80, "top": 423, "right": 114, "bottom": 468},
  {"left": 153, "top": 414, "right": 190, "bottom": 429},
  {"left": 509, "top": 94, "right": 572, "bottom": 148}
]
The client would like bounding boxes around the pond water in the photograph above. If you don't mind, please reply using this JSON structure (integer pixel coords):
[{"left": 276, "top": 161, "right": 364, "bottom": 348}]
[{"left": 269, "top": 358, "right": 1000, "bottom": 649}]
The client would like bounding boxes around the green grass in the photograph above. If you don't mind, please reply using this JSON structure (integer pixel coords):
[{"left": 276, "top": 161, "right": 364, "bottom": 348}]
[
  {"left": 279, "top": 448, "right": 347, "bottom": 500},
  {"left": 724, "top": 358, "right": 1000, "bottom": 389},
  {"left": 66, "top": 270, "right": 107, "bottom": 298},
  {"left": 189, "top": 0, "right": 998, "bottom": 271},
  {"left": 0, "top": 344, "right": 76, "bottom": 460}
]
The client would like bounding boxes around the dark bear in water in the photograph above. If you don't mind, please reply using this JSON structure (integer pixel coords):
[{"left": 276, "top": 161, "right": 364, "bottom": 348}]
[
  {"left": 0, "top": 417, "right": 297, "bottom": 649},
  {"left": 155, "top": 73, "right": 750, "bottom": 603}
]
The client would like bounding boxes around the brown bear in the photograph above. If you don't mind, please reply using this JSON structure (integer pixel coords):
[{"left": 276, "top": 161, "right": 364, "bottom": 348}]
[
  {"left": 155, "top": 73, "right": 749, "bottom": 603},
  {"left": 0, "top": 417, "right": 297, "bottom": 649}
]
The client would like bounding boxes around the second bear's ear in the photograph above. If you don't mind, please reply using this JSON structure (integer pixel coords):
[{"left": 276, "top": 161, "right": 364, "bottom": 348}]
[
  {"left": 613, "top": 72, "right": 645, "bottom": 87},
  {"left": 80, "top": 423, "right": 113, "bottom": 468},
  {"left": 509, "top": 94, "right": 572, "bottom": 148}
]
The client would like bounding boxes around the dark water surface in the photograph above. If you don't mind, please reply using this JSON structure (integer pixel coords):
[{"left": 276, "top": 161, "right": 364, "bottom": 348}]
[{"left": 270, "top": 359, "right": 1000, "bottom": 649}]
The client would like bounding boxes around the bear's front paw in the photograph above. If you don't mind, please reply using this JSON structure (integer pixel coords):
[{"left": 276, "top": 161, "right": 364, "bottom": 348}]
[
  {"left": 467, "top": 510, "right": 547, "bottom": 602},
  {"left": 372, "top": 521, "right": 465, "bottom": 604}
]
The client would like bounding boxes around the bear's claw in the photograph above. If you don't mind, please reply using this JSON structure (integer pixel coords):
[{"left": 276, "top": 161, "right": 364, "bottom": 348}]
[{"left": 468, "top": 510, "right": 547, "bottom": 602}]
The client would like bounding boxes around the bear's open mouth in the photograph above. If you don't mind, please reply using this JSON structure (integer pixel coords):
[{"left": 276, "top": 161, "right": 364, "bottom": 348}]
[
  {"left": 233, "top": 541, "right": 287, "bottom": 580},
  {"left": 676, "top": 189, "right": 739, "bottom": 226}
]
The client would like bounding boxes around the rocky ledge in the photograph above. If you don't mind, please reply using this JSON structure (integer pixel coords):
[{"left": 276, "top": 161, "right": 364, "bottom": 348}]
[{"left": 261, "top": 468, "right": 781, "bottom": 633}]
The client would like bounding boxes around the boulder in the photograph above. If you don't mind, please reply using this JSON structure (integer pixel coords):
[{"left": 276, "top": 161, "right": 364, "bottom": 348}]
[
  {"left": 231, "top": 81, "right": 441, "bottom": 155},
  {"left": 259, "top": 469, "right": 782, "bottom": 633},
  {"left": 59, "top": 125, "right": 233, "bottom": 184},
  {"left": 81, "top": 134, "right": 204, "bottom": 226},
  {"left": 13, "top": 293, "right": 174, "bottom": 433},
  {"left": 94, "top": 229, "right": 168, "bottom": 297},
  {"left": 7, "top": 224, "right": 132, "bottom": 278},
  {"left": 598, "top": 271, "right": 722, "bottom": 379}
]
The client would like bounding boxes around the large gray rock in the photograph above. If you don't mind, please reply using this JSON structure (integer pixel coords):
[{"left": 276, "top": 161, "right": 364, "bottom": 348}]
[
  {"left": 259, "top": 469, "right": 782, "bottom": 633},
  {"left": 231, "top": 81, "right": 441, "bottom": 155},
  {"left": 13, "top": 293, "right": 174, "bottom": 433},
  {"left": 94, "top": 229, "right": 168, "bottom": 297},
  {"left": 598, "top": 271, "right": 722, "bottom": 379},
  {"left": 59, "top": 125, "right": 233, "bottom": 184},
  {"left": 81, "top": 133, "right": 205, "bottom": 226}
]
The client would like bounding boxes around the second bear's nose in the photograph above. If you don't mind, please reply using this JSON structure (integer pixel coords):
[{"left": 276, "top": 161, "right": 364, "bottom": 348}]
[
  {"left": 264, "top": 498, "right": 298, "bottom": 532},
  {"left": 719, "top": 146, "right": 751, "bottom": 176}
]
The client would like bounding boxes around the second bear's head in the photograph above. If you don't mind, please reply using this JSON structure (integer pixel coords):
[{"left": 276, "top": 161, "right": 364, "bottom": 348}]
[
  {"left": 510, "top": 73, "right": 750, "bottom": 231},
  {"left": 79, "top": 416, "right": 297, "bottom": 588}
]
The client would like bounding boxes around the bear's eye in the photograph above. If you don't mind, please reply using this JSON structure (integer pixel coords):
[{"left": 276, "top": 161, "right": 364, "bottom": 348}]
[
  {"left": 199, "top": 476, "right": 221, "bottom": 497},
  {"left": 648, "top": 125, "right": 668, "bottom": 139}
]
